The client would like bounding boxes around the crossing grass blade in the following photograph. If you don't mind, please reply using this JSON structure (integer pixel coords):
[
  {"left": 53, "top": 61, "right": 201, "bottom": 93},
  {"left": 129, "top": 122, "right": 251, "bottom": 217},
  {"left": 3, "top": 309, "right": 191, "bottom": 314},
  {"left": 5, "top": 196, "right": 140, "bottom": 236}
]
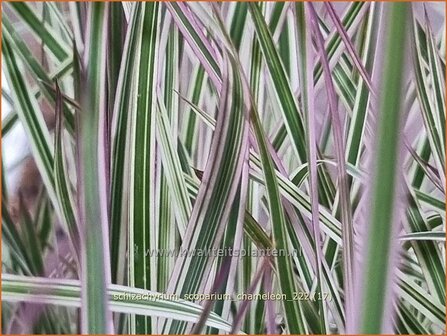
[
  {"left": 248, "top": 2, "right": 306, "bottom": 162},
  {"left": 7, "top": 2, "right": 71, "bottom": 62},
  {"left": 324, "top": 2, "right": 374, "bottom": 93},
  {"left": 182, "top": 100, "right": 345, "bottom": 244},
  {"left": 2, "top": 199, "right": 34, "bottom": 275},
  {"left": 248, "top": 89, "right": 307, "bottom": 334},
  {"left": 54, "top": 83, "right": 80, "bottom": 263},
  {"left": 249, "top": 2, "right": 338, "bottom": 211},
  {"left": 2, "top": 35, "right": 49, "bottom": 166},
  {"left": 157, "top": 19, "right": 181, "bottom": 293},
  {"left": 2, "top": 37, "right": 65, "bottom": 226},
  {"left": 162, "top": 52, "right": 249, "bottom": 334},
  {"left": 404, "top": 187, "right": 445, "bottom": 305},
  {"left": 1, "top": 110, "right": 18, "bottom": 137},
  {"left": 156, "top": 95, "right": 192, "bottom": 237},
  {"left": 412, "top": 19, "right": 446, "bottom": 190},
  {"left": 345, "top": 3, "right": 379, "bottom": 167},
  {"left": 165, "top": 2, "right": 222, "bottom": 89},
  {"left": 399, "top": 231, "right": 446, "bottom": 241},
  {"left": 295, "top": 3, "right": 327, "bottom": 332},
  {"left": 308, "top": 2, "right": 356, "bottom": 327}
]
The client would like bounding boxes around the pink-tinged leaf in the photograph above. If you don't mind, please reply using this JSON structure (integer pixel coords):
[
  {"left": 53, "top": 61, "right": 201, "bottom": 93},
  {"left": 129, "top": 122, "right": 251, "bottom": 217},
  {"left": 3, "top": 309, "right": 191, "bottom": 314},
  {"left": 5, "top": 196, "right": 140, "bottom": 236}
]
[
  {"left": 324, "top": 2, "right": 375, "bottom": 94},
  {"left": 308, "top": 2, "right": 355, "bottom": 328}
]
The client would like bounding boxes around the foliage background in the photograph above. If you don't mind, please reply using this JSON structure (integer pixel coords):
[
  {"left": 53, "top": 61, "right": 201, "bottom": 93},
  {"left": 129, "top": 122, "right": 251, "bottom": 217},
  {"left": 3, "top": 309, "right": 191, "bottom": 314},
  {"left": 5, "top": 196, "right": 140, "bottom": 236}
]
[{"left": 1, "top": 1, "right": 445, "bottom": 334}]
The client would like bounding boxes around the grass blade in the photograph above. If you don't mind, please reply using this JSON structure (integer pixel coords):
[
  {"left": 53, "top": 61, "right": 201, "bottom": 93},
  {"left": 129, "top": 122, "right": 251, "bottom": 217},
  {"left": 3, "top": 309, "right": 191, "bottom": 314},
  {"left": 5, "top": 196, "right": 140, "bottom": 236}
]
[
  {"left": 2, "top": 274, "right": 233, "bottom": 332},
  {"left": 295, "top": 3, "right": 327, "bottom": 332},
  {"left": 127, "top": 3, "right": 160, "bottom": 333},
  {"left": 163, "top": 53, "right": 249, "bottom": 334},
  {"left": 308, "top": 2, "right": 356, "bottom": 327},
  {"left": 78, "top": 3, "right": 113, "bottom": 333},
  {"left": 355, "top": 3, "right": 410, "bottom": 333}
]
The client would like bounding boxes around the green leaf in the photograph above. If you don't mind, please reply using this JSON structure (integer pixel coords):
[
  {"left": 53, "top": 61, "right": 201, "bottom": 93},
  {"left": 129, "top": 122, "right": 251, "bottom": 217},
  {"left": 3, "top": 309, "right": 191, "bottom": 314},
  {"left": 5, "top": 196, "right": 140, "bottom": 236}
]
[
  {"left": 356, "top": 3, "right": 410, "bottom": 333},
  {"left": 1, "top": 274, "right": 233, "bottom": 332},
  {"left": 412, "top": 19, "right": 446, "bottom": 188},
  {"left": 248, "top": 2, "right": 306, "bottom": 162},
  {"left": 78, "top": 3, "right": 112, "bottom": 333}
]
